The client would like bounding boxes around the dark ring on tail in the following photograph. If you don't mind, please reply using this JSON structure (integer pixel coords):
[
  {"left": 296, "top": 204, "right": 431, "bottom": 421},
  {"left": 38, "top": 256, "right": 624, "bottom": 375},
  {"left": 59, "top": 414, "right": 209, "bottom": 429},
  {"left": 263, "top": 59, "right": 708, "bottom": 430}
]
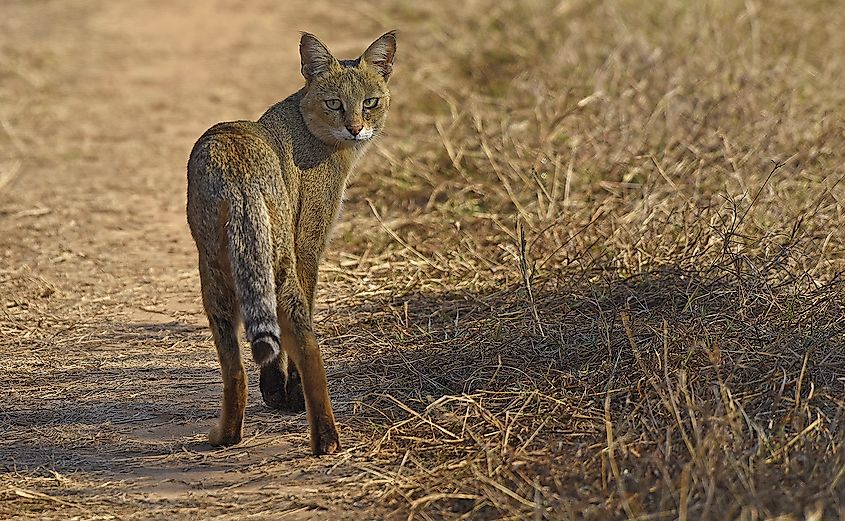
[{"left": 251, "top": 332, "right": 280, "bottom": 366}]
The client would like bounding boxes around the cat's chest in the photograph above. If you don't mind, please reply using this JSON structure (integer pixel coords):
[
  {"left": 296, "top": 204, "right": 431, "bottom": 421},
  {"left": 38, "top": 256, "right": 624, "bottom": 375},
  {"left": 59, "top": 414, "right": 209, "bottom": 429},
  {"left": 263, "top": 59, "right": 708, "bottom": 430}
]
[{"left": 296, "top": 153, "right": 353, "bottom": 208}]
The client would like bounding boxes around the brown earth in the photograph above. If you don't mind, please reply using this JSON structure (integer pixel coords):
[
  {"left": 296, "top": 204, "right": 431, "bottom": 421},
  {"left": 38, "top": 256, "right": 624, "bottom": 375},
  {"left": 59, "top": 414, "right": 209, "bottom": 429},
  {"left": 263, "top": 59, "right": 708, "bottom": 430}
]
[
  {"left": 0, "top": 1, "right": 396, "bottom": 519},
  {"left": 3, "top": 1, "right": 845, "bottom": 520}
]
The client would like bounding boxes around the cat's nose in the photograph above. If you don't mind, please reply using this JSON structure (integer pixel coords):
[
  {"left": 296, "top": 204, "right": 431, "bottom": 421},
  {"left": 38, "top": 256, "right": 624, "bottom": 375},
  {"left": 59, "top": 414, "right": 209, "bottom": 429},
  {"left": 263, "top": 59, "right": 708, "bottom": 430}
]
[{"left": 346, "top": 125, "right": 362, "bottom": 136}]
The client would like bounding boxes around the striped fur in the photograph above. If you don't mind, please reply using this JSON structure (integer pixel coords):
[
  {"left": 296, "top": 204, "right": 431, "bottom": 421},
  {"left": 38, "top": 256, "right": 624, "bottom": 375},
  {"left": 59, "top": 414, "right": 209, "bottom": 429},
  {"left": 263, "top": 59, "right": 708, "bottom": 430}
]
[{"left": 186, "top": 31, "right": 396, "bottom": 455}]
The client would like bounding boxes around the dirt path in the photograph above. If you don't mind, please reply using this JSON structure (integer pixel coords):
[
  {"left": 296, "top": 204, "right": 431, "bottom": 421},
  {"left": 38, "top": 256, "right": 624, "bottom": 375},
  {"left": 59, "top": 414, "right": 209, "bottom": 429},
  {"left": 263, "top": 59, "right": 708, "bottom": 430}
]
[
  {"left": 5, "top": 1, "right": 845, "bottom": 519},
  {"left": 1, "top": 2, "right": 387, "bottom": 518}
]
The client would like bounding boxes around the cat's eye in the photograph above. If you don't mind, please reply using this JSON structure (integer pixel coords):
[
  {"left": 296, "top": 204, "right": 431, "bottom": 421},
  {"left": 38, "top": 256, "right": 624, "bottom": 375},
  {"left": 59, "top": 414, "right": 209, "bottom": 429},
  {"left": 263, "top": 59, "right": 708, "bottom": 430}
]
[
  {"left": 325, "top": 99, "right": 343, "bottom": 111},
  {"left": 363, "top": 97, "right": 380, "bottom": 109}
]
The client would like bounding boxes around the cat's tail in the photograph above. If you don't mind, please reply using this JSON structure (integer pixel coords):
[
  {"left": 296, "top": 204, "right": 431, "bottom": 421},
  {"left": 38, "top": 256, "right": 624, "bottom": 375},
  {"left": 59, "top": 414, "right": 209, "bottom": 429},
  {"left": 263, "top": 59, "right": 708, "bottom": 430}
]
[{"left": 226, "top": 191, "right": 280, "bottom": 366}]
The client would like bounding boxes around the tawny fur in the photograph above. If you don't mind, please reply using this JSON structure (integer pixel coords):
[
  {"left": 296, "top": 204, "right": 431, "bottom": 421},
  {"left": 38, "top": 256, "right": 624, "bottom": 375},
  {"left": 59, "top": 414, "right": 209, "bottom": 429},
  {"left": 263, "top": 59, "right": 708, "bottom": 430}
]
[{"left": 186, "top": 31, "right": 396, "bottom": 455}]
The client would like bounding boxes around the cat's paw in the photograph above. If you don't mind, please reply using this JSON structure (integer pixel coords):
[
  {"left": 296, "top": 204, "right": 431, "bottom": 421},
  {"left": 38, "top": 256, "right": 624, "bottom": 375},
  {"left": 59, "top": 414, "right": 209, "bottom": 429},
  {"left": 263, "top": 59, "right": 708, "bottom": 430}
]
[
  {"left": 285, "top": 369, "right": 306, "bottom": 413},
  {"left": 208, "top": 425, "right": 241, "bottom": 447},
  {"left": 260, "top": 364, "right": 288, "bottom": 410},
  {"left": 261, "top": 387, "right": 288, "bottom": 410},
  {"left": 311, "top": 422, "right": 340, "bottom": 456}
]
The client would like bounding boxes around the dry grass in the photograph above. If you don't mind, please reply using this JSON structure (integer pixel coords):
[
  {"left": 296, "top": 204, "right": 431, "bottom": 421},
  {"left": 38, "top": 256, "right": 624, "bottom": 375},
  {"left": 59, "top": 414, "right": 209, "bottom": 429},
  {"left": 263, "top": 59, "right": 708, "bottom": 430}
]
[
  {"left": 328, "top": 0, "right": 845, "bottom": 518},
  {"left": 2, "top": 0, "right": 844, "bottom": 519}
]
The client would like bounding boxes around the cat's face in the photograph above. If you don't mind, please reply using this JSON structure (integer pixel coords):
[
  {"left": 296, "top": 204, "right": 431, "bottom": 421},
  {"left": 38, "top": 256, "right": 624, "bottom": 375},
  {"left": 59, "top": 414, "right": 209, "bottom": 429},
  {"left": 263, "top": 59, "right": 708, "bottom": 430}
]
[{"left": 299, "top": 32, "right": 396, "bottom": 147}]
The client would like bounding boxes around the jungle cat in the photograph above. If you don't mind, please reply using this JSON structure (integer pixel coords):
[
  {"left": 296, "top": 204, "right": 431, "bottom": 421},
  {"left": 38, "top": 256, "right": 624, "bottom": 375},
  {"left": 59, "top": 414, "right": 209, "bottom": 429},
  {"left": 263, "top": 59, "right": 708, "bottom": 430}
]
[{"left": 186, "top": 31, "right": 396, "bottom": 455}]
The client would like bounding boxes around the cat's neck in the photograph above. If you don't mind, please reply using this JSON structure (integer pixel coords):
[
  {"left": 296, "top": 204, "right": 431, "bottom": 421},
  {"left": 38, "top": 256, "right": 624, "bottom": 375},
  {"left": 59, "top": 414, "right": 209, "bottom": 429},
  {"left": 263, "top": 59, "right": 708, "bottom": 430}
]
[{"left": 258, "top": 91, "right": 369, "bottom": 174}]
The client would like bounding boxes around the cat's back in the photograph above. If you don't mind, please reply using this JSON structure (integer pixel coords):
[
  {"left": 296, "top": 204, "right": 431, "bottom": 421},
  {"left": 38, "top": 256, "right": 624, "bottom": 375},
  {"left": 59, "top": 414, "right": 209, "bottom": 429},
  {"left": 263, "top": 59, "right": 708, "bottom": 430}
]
[
  {"left": 188, "top": 120, "right": 282, "bottom": 184},
  {"left": 186, "top": 118, "right": 286, "bottom": 241},
  {"left": 256, "top": 90, "right": 314, "bottom": 164}
]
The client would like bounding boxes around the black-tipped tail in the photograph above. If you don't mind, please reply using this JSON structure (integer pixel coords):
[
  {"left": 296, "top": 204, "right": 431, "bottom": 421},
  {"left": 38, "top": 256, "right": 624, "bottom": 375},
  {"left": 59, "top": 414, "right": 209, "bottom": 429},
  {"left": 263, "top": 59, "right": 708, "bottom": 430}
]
[
  {"left": 251, "top": 331, "right": 280, "bottom": 366},
  {"left": 226, "top": 192, "right": 280, "bottom": 366}
]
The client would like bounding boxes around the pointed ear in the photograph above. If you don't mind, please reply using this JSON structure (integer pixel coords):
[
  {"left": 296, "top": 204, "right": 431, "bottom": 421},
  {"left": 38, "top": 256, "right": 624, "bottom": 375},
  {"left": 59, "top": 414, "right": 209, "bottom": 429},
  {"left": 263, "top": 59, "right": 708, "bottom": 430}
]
[
  {"left": 361, "top": 30, "right": 397, "bottom": 81},
  {"left": 300, "top": 32, "right": 337, "bottom": 81}
]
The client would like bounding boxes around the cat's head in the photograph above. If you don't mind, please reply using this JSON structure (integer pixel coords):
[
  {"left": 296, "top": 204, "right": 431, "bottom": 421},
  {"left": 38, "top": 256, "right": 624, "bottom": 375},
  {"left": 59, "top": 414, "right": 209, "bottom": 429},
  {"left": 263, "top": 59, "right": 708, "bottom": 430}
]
[{"left": 298, "top": 31, "right": 396, "bottom": 146}]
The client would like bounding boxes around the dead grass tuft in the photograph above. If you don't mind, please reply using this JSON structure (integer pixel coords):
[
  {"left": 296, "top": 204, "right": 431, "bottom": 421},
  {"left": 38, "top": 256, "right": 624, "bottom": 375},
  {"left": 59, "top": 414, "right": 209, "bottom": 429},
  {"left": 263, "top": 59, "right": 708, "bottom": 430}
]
[
  {"left": 324, "top": 0, "right": 845, "bottom": 518},
  {"left": 2, "top": 0, "right": 844, "bottom": 519}
]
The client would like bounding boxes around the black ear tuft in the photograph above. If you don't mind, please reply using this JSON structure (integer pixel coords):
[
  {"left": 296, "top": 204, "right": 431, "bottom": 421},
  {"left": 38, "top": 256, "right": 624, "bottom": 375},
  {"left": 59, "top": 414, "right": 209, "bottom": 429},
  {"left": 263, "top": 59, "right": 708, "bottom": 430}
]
[
  {"left": 361, "top": 30, "right": 397, "bottom": 81},
  {"left": 300, "top": 32, "right": 338, "bottom": 81}
]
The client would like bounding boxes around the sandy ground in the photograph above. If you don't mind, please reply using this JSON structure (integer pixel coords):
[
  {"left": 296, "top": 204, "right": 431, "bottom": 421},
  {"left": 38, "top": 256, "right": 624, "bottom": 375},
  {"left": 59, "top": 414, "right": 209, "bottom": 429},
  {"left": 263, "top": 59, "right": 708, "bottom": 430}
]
[
  {"left": 1, "top": 1, "right": 390, "bottom": 518},
  {"left": 4, "top": 1, "right": 845, "bottom": 519}
]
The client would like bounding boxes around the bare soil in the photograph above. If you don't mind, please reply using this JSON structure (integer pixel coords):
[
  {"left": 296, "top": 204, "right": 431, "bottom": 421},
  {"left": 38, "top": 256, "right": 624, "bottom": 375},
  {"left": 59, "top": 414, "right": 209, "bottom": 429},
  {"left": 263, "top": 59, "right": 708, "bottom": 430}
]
[
  {"left": 1, "top": 1, "right": 391, "bottom": 519},
  {"left": 3, "top": 1, "right": 844, "bottom": 520}
]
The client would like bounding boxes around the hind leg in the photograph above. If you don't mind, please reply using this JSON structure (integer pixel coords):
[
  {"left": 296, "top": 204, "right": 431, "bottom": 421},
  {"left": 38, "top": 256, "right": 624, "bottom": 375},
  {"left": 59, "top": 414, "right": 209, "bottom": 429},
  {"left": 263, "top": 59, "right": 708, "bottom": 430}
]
[{"left": 200, "top": 261, "right": 247, "bottom": 446}]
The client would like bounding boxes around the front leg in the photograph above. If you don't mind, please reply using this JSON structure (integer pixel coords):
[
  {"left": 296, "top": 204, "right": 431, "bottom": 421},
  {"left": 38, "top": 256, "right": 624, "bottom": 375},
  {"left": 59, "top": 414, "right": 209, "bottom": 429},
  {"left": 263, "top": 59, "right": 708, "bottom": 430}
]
[
  {"left": 259, "top": 353, "right": 289, "bottom": 409},
  {"left": 294, "top": 195, "right": 338, "bottom": 316},
  {"left": 278, "top": 310, "right": 340, "bottom": 455},
  {"left": 279, "top": 250, "right": 320, "bottom": 411},
  {"left": 275, "top": 271, "right": 339, "bottom": 455},
  {"left": 259, "top": 326, "right": 306, "bottom": 412},
  {"left": 295, "top": 249, "right": 320, "bottom": 315},
  {"left": 259, "top": 265, "right": 307, "bottom": 413}
]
